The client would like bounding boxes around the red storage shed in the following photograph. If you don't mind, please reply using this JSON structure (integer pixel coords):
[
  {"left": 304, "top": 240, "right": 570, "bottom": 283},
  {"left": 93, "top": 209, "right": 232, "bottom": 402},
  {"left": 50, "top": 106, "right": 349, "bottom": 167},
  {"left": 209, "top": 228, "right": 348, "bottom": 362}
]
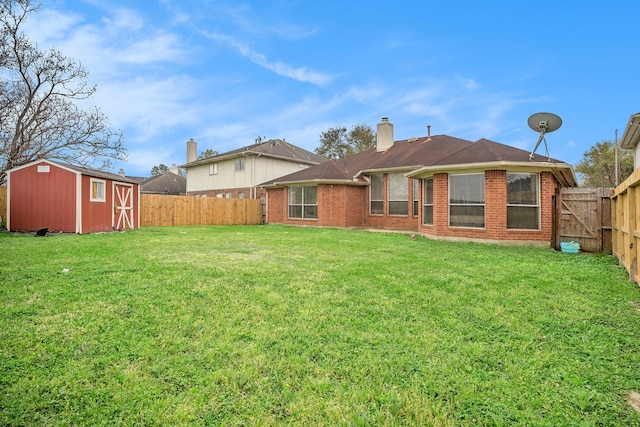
[{"left": 7, "top": 159, "right": 140, "bottom": 234}]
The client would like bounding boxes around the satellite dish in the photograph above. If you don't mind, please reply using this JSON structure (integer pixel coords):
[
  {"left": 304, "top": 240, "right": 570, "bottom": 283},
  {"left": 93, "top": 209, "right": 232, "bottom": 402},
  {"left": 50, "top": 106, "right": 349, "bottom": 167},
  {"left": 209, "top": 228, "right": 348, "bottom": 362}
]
[{"left": 528, "top": 112, "right": 562, "bottom": 160}]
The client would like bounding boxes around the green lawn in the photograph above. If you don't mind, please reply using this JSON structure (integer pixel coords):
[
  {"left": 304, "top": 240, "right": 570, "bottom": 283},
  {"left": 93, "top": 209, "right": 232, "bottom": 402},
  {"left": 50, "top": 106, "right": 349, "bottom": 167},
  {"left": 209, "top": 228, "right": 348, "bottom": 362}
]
[{"left": 1, "top": 225, "right": 640, "bottom": 426}]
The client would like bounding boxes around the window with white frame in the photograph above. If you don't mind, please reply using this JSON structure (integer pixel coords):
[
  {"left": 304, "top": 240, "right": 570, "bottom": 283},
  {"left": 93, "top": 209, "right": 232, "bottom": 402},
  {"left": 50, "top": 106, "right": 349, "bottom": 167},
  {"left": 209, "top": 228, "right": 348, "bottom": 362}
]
[
  {"left": 422, "top": 178, "right": 433, "bottom": 225},
  {"left": 449, "top": 173, "right": 484, "bottom": 228},
  {"left": 209, "top": 163, "right": 218, "bottom": 175},
  {"left": 235, "top": 158, "right": 245, "bottom": 171},
  {"left": 90, "top": 178, "right": 106, "bottom": 202},
  {"left": 412, "top": 179, "right": 419, "bottom": 217},
  {"left": 288, "top": 185, "right": 318, "bottom": 219},
  {"left": 388, "top": 173, "right": 408, "bottom": 215},
  {"left": 370, "top": 174, "right": 383, "bottom": 215},
  {"left": 238, "top": 191, "right": 245, "bottom": 199},
  {"left": 507, "top": 173, "right": 540, "bottom": 229}
]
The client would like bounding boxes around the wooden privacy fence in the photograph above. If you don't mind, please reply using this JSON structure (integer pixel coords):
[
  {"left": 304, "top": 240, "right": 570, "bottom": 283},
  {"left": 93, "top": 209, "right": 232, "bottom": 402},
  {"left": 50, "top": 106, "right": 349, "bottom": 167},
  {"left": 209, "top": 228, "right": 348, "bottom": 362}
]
[
  {"left": 612, "top": 168, "right": 640, "bottom": 284},
  {"left": 0, "top": 186, "right": 6, "bottom": 224},
  {"left": 552, "top": 187, "right": 613, "bottom": 253},
  {"left": 140, "top": 194, "right": 262, "bottom": 226}
]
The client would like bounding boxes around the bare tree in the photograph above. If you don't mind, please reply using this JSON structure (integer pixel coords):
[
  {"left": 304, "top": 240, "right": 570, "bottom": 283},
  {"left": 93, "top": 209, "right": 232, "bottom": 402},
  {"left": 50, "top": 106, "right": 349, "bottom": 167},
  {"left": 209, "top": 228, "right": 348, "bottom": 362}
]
[{"left": 0, "top": 0, "right": 126, "bottom": 184}]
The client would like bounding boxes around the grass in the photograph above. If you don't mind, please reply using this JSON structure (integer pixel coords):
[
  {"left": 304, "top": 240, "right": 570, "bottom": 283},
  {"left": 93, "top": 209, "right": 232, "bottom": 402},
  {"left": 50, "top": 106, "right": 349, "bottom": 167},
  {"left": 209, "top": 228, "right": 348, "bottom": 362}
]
[{"left": 1, "top": 225, "right": 640, "bottom": 426}]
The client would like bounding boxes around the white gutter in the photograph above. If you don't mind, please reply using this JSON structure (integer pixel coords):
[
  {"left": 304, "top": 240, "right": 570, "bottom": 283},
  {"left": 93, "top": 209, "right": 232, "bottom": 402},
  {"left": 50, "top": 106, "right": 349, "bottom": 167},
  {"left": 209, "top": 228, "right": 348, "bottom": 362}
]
[
  {"left": 406, "top": 160, "right": 577, "bottom": 187},
  {"left": 261, "top": 178, "right": 368, "bottom": 189},
  {"left": 354, "top": 165, "right": 423, "bottom": 179}
]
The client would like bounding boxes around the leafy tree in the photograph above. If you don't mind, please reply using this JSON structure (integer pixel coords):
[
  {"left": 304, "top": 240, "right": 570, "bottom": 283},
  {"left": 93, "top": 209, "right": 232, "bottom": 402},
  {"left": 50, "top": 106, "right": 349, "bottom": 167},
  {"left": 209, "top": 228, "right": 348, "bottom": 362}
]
[
  {"left": 574, "top": 140, "right": 634, "bottom": 187},
  {"left": 315, "top": 123, "right": 376, "bottom": 159},
  {"left": 198, "top": 149, "right": 218, "bottom": 159},
  {"left": 151, "top": 164, "right": 169, "bottom": 176},
  {"left": 0, "top": 0, "right": 125, "bottom": 184}
]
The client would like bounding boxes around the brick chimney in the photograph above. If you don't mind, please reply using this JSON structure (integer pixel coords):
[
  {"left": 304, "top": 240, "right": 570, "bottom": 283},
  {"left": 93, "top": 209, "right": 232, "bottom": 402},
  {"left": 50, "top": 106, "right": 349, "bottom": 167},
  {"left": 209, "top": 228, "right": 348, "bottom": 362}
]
[
  {"left": 186, "top": 138, "right": 197, "bottom": 163},
  {"left": 376, "top": 117, "right": 394, "bottom": 151}
]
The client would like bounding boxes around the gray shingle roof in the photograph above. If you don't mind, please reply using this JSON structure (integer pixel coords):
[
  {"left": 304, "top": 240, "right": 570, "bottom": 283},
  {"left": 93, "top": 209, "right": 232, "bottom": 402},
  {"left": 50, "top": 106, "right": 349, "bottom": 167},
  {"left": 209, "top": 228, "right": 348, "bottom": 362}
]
[
  {"left": 138, "top": 171, "right": 186, "bottom": 194},
  {"left": 49, "top": 161, "right": 140, "bottom": 184},
  {"left": 184, "top": 139, "right": 327, "bottom": 167}
]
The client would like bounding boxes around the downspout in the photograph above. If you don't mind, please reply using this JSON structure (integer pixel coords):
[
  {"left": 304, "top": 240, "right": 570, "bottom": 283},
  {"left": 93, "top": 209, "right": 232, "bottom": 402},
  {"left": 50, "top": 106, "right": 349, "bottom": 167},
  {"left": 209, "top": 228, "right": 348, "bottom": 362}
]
[{"left": 242, "top": 151, "right": 255, "bottom": 199}]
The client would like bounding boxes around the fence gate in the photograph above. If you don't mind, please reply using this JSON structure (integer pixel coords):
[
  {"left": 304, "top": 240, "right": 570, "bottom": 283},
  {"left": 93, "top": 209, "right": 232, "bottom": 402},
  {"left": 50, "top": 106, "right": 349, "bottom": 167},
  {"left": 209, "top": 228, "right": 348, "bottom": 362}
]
[{"left": 552, "top": 187, "right": 613, "bottom": 252}]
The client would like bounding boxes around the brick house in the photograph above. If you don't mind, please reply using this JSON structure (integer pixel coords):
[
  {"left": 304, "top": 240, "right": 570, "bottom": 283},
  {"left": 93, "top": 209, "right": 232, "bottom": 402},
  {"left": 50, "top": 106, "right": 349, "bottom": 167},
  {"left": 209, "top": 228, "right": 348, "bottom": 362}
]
[
  {"left": 260, "top": 118, "right": 577, "bottom": 246},
  {"left": 183, "top": 138, "right": 326, "bottom": 200}
]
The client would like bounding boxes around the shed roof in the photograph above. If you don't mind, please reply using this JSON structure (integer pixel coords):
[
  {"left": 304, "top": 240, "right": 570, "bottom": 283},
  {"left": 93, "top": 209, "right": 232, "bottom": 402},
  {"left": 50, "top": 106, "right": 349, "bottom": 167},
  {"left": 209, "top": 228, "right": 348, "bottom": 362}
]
[{"left": 8, "top": 159, "right": 139, "bottom": 184}]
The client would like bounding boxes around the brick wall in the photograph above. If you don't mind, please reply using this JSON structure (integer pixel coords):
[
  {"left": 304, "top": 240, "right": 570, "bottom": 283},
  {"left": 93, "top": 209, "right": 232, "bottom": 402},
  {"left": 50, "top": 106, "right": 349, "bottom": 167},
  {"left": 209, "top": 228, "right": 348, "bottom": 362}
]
[
  {"left": 265, "top": 170, "right": 561, "bottom": 244},
  {"left": 363, "top": 175, "right": 420, "bottom": 230},
  {"left": 419, "top": 170, "right": 559, "bottom": 243},
  {"left": 269, "top": 184, "right": 366, "bottom": 227},
  {"left": 266, "top": 187, "right": 285, "bottom": 223},
  {"left": 317, "top": 184, "right": 364, "bottom": 227}
]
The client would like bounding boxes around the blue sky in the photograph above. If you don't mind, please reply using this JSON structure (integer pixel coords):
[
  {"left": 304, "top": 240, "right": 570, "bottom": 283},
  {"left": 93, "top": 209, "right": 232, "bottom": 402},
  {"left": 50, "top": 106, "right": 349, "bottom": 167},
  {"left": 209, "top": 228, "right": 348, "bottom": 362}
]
[{"left": 23, "top": 0, "right": 639, "bottom": 177}]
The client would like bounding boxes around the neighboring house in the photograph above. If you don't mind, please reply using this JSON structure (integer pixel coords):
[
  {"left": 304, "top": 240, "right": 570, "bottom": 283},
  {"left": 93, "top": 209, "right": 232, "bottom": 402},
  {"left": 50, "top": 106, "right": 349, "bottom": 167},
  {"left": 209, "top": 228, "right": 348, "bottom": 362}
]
[
  {"left": 182, "top": 138, "right": 327, "bottom": 199},
  {"left": 136, "top": 170, "right": 186, "bottom": 195},
  {"left": 260, "top": 118, "right": 578, "bottom": 246},
  {"left": 7, "top": 159, "right": 140, "bottom": 233},
  {"left": 620, "top": 112, "right": 640, "bottom": 168}
]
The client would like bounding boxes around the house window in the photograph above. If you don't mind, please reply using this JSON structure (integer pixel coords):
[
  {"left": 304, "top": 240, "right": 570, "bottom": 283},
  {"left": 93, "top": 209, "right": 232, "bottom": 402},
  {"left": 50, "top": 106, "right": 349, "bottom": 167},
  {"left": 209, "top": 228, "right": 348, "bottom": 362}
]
[
  {"left": 235, "top": 158, "right": 245, "bottom": 171},
  {"left": 226, "top": 193, "right": 231, "bottom": 198},
  {"left": 288, "top": 185, "right": 318, "bottom": 219},
  {"left": 388, "top": 173, "right": 408, "bottom": 215},
  {"left": 422, "top": 178, "right": 433, "bottom": 225},
  {"left": 216, "top": 193, "right": 223, "bottom": 198},
  {"left": 90, "top": 179, "right": 106, "bottom": 202},
  {"left": 449, "top": 173, "right": 484, "bottom": 228},
  {"left": 238, "top": 192, "right": 245, "bottom": 199},
  {"left": 370, "top": 174, "right": 383, "bottom": 215},
  {"left": 209, "top": 163, "right": 218, "bottom": 175},
  {"left": 412, "top": 179, "right": 419, "bottom": 217},
  {"left": 507, "top": 173, "right": 540, "bottom": 229}
]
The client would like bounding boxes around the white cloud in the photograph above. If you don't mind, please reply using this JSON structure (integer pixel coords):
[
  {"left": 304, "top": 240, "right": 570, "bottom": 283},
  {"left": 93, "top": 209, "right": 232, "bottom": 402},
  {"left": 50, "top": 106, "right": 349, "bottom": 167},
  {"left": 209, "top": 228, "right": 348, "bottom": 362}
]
[
  {"left": 101, "top": 7, "right": 145, "bottom": 32},
  {"left": 204, "top": 31, "right": 332, "bottom": 86},
  {"left": 91, "top": 75, "right": 201, "bottom": 141}
]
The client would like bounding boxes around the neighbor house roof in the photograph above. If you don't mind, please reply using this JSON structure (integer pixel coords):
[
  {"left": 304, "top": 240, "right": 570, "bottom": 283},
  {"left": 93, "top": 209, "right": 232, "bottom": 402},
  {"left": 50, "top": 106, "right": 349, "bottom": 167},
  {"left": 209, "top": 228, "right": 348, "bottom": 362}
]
[
  {"left": 137, "top": 171, "right": 186, "bottom": 194},
  {"left": 620, "top": 112, "right": 640, "bottom": 149},
  {"left": 182, "top": 138, "right": 327, "bottom": 168},
  {"left": 260, "top": 135, "right": 577, "bottom": 187}
]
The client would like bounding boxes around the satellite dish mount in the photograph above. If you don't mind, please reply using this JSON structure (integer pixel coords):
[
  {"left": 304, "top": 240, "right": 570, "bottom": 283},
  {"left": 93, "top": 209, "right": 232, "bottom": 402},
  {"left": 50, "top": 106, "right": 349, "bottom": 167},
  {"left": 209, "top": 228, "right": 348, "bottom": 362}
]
[{"left": 528, "top": 112, "right": 562, "bottom": 160}]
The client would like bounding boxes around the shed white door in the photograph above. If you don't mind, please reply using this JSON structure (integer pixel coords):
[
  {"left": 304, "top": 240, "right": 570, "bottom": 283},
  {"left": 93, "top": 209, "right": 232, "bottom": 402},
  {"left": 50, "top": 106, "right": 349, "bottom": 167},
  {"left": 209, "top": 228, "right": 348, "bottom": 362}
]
[{"left": 113, "top": 183, "right": 134, "bottom": 230}]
